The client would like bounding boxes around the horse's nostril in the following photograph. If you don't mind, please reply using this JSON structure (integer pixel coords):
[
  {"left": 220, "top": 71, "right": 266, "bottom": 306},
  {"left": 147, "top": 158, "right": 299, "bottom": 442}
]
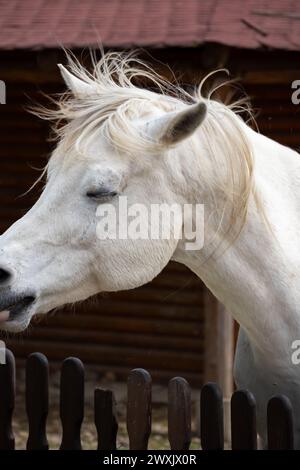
[{"left": 0, "top": 268, "right": 12, "bottom": 284}]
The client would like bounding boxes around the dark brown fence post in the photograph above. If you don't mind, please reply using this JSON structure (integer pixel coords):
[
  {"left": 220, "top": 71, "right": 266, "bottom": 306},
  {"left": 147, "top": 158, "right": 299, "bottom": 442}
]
[
  {"left": 0, "top": 349, "right": 15, "bottom": 449},
  {"left": 200, "top": 382, "right": 224, "bottom": 450},
  {"left": 60, "top": 357, "right": 84, "bottom": 450},
  {"left": 231, "top": 389, "right": 257, "bottom": 450},
  {"left": 267, "top": 395, "right": 294, "bottom": 450},
  {"left": 95, "top": 388, "right": 118, "bottom": 450},
  {"left": 168, "top": 377, "right": 191, "bottom": 450},
  {"left": 127, "top": 368, "right": 152, "bottom": 450},
  {"left": 26, "top": 352, "right": 49, "bottom": 450}
]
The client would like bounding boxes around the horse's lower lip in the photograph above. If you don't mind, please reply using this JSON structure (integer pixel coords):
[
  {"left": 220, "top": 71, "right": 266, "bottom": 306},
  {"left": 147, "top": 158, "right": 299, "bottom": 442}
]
[
  {"left": 0, "top": 310, "right": 9, "bottom": 323},
  {"left": 0, "top": 310, "right": 9, "bottom": 322},
  {"left": 0, "top": 295, "right": 36, "bottom": 323}
]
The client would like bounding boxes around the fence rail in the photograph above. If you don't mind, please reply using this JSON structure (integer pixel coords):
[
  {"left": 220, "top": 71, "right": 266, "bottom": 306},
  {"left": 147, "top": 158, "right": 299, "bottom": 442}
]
[{"left": 0, "top": 349, "right": 295, "bottom": 450}]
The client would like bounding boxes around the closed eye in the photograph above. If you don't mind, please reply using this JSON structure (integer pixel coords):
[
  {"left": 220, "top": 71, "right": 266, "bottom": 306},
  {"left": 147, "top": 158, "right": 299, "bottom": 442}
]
[{"left": 86, "top": 190, "right": 118, "bottom": 200}]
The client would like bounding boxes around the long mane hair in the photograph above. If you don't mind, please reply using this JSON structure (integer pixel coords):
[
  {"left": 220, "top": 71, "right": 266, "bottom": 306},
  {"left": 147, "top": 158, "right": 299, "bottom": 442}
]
[{"left": 32, "top": 50, "right": 261, "bottom": 249}]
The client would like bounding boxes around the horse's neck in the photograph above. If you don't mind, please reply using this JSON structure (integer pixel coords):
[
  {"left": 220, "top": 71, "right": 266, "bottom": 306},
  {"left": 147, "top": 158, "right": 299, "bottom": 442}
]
[{"left": 173, "top": 124, "right": 300, "bottom": 354}]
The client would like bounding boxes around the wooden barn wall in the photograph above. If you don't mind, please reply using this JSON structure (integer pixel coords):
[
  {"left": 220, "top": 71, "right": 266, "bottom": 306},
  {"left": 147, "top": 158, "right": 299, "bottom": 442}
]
[{"left": 0, "top": 53, "right": 205, "bottom": 386}]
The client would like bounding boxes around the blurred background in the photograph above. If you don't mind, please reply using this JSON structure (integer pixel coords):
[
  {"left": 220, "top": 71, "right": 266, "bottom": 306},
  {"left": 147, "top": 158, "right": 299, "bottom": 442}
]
[{"left": 0, "top": 0, "right": 299, "bottom": 448}]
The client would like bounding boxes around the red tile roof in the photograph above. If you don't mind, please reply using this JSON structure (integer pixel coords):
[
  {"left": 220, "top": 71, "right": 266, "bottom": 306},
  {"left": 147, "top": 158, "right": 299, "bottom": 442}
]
[{"left": 0, "top": 0, "right": 299, "bottom": 50}]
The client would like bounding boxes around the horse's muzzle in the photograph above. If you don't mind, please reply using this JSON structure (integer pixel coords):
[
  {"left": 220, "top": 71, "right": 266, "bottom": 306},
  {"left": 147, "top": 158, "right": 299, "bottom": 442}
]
[{"left": 0, "top": 290, "right": 36, "bottom": 326}]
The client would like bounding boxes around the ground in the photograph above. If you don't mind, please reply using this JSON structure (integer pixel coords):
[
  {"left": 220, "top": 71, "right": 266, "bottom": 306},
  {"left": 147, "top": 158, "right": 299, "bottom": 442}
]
[{"left": 13, "top": 362, "right": 201, "bottom": 450}]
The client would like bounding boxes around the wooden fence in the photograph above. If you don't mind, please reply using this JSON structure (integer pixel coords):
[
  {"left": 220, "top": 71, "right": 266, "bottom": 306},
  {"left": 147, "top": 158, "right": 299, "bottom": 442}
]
[{"left": 0, "top": 349, "right": 295, "bottom": 450}]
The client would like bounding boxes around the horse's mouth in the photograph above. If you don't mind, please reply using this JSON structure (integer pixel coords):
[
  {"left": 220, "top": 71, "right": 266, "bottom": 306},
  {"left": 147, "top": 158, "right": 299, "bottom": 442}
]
[{"left": 0, "top": 294, "right": 36, "bottom": 331}]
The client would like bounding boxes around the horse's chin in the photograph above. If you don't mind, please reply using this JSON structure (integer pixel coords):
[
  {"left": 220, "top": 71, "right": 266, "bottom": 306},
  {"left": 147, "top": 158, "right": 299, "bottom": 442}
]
[
  {"left": 0, "top": 315, "right": 32, "bottom": 333},
  {"left": 0, "top": 292, "right": 36, "bottom": 333}
]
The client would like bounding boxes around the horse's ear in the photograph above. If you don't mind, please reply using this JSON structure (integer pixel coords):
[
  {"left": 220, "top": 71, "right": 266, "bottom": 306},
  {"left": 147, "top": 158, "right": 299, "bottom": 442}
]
[
  {"left": 58, "top": 64, "right": 94, "bottom": 96},
  {"left": 147, "top": 102, "right": 207, "bottom": 145}
]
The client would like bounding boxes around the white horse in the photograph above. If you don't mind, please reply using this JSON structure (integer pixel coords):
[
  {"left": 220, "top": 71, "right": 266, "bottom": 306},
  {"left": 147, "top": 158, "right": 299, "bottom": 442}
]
[{"left": 0, "top": 52, "right": 299, "bottom": 446}]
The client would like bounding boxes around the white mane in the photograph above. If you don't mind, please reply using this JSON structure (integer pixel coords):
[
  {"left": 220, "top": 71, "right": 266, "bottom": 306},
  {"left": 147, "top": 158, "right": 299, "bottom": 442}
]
[{"left": 33, "top": 51, "right": 259, "bottom": 241}]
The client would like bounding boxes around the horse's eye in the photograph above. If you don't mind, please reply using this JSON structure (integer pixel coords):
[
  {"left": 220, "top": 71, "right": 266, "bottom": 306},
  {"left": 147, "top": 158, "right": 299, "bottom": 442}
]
[{"left": 86, "top": 190, "right": 118, "bottom": 200}]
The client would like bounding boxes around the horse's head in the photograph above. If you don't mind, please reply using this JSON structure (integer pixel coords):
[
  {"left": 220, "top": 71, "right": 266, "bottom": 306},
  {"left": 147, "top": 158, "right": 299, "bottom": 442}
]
[{"left": 0, "top": 54, "right": 207, "bottom": 332}]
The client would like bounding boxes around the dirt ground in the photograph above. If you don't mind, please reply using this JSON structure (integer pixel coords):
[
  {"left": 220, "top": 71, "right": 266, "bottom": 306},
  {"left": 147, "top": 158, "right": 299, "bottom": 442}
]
[{"left": 13, "top": 362, "right": 201, "bottom": 450}]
